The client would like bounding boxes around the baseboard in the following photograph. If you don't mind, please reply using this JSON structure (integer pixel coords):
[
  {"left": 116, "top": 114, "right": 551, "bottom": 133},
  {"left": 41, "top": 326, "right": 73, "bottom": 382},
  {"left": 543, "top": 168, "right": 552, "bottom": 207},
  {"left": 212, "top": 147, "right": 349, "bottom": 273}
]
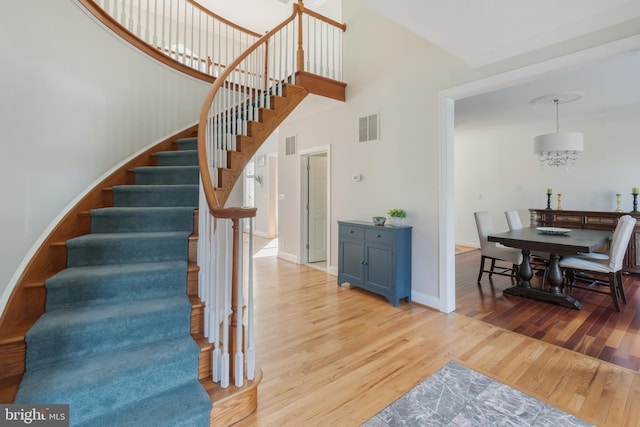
[
  {"left": 410, "top": 290, "right": 441, "bottom": 312},
  {"left": 277, "top": 251, "right": 298, "bottom": 264}
]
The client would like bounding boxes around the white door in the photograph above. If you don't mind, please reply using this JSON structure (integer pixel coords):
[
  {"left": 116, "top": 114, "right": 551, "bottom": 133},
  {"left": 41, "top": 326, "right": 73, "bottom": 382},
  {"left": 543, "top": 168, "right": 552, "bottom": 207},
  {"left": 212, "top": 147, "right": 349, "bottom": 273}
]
[{"left": 307, "top": 154, "right": 327, "bottom": 263}]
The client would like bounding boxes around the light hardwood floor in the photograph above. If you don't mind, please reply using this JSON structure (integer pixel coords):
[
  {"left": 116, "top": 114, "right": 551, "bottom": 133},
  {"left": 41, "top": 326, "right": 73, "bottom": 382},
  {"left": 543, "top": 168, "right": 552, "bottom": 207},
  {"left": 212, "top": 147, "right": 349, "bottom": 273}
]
[{"left": 234, "top": 237, "right": 640, "bottom": 426}]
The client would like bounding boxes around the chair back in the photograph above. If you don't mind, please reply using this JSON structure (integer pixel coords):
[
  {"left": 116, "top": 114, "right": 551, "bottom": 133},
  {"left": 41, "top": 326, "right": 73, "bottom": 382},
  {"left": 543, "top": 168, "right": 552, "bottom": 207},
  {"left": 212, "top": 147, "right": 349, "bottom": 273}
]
[
  {"left": 608, "top": 215, "right": 637, "bottom": 270},
  {"left": 505, "top": 210, "right": 523, "bottom": 231},
  {"left": 474, "top": 211, "right": 494, "bottom": 250}
]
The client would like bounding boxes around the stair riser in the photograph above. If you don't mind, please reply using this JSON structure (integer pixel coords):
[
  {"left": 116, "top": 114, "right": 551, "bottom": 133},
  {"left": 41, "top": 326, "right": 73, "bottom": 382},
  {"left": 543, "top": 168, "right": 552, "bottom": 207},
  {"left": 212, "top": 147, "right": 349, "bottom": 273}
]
[
  {"left": 112, "top": 185, "right": 199, "bottom": 207},
  {"left": 66, "top": 233, "right": 189, "bottom": 267},
  {"left": 176, "top": 137, "right": 198, "bottom": 151},
  {"left": 90, "top": 208, "right": 195, "bottom": 233},
  {"left": 156, "top": 150, "right": 198, "bottom": 166},
  {"left": 134, "top": 166, "right": 199, "bottom": 185}
]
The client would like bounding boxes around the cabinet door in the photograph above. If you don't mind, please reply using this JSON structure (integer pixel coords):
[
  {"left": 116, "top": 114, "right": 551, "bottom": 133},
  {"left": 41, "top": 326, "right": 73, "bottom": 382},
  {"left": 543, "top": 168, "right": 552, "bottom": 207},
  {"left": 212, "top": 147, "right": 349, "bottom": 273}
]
[
  {"left": 364, "top": 244, "right": 393, "bottom": 294},
  {"left": 340, "top": 239, "right": 364, "bottom": 283}
]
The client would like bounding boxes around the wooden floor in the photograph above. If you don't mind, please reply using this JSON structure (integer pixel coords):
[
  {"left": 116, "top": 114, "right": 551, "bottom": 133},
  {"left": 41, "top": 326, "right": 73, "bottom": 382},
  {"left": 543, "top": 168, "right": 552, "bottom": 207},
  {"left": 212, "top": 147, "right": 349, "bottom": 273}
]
[
  {"left": 456, "top": 249, "right": 640, "bottom": 371},
  {"left": 234, "top": 237, "right": 640, "bottom": 426}
]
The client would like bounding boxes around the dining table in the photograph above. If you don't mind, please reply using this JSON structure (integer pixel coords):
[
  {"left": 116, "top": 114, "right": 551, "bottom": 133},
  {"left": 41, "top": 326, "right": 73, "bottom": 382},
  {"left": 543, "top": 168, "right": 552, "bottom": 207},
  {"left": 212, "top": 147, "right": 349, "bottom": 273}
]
[{"left": 488, "top": 226, "right": 611, "bottom": 309}]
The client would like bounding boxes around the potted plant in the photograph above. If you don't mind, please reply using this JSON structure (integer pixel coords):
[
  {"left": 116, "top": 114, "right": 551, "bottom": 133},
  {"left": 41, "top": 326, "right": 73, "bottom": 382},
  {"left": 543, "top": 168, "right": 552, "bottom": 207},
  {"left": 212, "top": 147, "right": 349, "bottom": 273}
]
[{"left": 387, "top": 208, "right": 406, "bottom": 226}]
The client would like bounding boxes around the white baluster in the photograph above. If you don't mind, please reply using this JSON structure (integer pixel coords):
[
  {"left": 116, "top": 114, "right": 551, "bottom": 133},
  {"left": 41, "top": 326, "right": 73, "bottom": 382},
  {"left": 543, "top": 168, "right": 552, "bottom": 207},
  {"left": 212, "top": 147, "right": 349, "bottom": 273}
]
[
  {"left": 246, "top": 217, "right": 255, "bottom": 380},
  {"left": 235, "top": 218, "right": 244, "bottom": 388}
]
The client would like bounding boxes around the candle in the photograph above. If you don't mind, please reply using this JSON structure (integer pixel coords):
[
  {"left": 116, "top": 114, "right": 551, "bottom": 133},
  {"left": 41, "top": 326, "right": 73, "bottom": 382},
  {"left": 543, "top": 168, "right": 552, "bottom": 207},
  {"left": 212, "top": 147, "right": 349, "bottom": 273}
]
[
  {"left": 546, "top": 188, "right": 552, "bottom": 195},
  {"left": 633, "top": 187, "right": 639, "bottom": 195}
]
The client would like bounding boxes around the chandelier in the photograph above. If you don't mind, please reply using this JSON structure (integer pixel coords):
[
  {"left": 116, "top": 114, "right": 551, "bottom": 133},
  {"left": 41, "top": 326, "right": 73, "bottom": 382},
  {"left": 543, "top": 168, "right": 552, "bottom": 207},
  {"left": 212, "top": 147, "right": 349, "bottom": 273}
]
[{"left": 531, "top": 92, "right": 584, "bottom": 169}]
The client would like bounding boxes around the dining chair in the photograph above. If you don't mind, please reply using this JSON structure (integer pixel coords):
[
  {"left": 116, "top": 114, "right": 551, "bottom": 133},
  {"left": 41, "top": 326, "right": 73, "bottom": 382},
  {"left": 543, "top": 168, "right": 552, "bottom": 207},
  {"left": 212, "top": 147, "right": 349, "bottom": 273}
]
[
  {"left": 474, "top": 211, "right": 523, "bottom": 283},
  {"left": 505, "top": 210, "right": 549, "bottom": 279},
  {"left": 559, "top": 215, "right": 637, "bottom": 312}
]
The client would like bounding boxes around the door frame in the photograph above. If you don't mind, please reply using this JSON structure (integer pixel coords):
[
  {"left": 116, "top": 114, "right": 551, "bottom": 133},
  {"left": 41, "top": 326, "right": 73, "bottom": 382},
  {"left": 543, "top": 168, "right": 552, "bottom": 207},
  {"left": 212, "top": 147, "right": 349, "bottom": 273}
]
[
  {"left": 438, "top": 36, "right": 640, "bottom": 313},
  {"left": 299, "top": 145, "right": 331, "bottom": 268}
]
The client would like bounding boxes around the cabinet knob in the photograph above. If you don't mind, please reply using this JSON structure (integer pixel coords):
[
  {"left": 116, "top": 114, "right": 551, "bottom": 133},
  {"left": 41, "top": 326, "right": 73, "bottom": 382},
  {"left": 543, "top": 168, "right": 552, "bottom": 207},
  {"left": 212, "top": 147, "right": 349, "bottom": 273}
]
[
  {"left": 377, "top": 234, "right": 381, "bottom": 238},
  {"left": 349, "top": 230, "right": 354, "bottom": 234}
]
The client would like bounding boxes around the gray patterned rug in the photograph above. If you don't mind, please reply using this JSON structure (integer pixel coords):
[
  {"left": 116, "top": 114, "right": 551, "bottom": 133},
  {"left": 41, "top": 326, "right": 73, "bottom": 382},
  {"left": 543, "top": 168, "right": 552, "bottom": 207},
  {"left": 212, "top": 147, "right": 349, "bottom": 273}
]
[{"left": 362, "top": 361, "right": 592, "bottom": 427}]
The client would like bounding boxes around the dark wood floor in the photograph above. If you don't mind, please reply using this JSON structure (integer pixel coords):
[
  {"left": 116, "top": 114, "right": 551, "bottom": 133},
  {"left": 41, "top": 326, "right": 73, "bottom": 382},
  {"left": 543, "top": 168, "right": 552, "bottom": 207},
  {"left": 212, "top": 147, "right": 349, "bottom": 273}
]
[{"left": 456, "top": 249, "right": 640, "bottom": 372}]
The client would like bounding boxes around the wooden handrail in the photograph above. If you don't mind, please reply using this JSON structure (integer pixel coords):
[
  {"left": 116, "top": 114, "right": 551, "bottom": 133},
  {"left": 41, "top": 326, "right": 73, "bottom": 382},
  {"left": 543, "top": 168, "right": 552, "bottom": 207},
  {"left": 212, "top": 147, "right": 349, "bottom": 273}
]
[
  {"left": 302, "top": 5, "right": 347, "bottom": 32},
  {"left": 186, "top": 0, "right": 262, "bottom": 37},
  {"left": 197, "top": 4, "right": 300, "bottom": 211},
  {"left": 212, "top": 207, "right": 258, "bottom": 219}
]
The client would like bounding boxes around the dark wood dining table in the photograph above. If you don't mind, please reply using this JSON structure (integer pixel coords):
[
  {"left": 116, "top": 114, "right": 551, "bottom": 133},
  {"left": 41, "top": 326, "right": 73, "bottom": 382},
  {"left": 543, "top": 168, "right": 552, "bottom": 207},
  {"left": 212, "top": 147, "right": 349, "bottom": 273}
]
[{"left": 488, "top": 226, "right": 611, "bottom": 309}]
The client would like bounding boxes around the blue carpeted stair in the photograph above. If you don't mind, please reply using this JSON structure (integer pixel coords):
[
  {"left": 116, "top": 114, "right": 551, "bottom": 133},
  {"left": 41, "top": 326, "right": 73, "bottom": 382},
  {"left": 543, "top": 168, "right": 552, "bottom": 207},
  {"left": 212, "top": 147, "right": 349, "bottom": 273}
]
[{"left": 14, "top": 137, "right": 212, "bottom": 426}]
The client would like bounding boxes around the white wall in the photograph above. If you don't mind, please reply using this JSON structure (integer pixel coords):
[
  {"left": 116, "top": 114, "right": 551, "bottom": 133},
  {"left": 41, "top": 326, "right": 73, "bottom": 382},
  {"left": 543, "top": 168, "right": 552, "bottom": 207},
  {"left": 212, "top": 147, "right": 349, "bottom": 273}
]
[
  {"left": 456, "top": 112, "right": 640, "bottom": 247},
  {"left": 0, "top": 1, "right": 209, "bottom": 311},
  {"left": 252, "top": 134, "right": 278, "bottom": 237},
  {"left": 277, "top": 1, "right": 469, "bottom": 305}
]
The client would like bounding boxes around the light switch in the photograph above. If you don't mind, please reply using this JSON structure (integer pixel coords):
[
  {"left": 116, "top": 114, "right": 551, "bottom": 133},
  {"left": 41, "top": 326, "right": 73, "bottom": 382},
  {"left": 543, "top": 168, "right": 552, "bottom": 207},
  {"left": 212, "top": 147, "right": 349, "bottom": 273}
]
[
  {"left": 351, "top": 174, "right": 362, "bottom": 182},
  {"left": 279, "top": 194, "right": 285, "bottom": 200}
]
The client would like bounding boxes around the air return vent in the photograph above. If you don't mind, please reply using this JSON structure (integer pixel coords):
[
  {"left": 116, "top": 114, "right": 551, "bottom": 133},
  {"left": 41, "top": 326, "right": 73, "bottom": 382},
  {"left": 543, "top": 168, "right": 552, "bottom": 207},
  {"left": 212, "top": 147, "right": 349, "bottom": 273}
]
[
  {"left": 285, "top": 135, "right": 297, "bottom": 156},
  {"left": 358, "top": 113, "right": 379, "bottom": 143}
]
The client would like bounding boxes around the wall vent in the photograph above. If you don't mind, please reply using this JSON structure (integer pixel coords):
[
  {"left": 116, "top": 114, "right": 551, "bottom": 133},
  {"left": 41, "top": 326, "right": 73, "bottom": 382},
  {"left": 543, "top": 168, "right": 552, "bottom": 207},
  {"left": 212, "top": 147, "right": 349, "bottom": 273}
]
[
  {"left": 358, "top": 113, "right": 379, "bottom": 143},
  {"left": 285, "top": 135, "right": 297, "bottom": 156}
]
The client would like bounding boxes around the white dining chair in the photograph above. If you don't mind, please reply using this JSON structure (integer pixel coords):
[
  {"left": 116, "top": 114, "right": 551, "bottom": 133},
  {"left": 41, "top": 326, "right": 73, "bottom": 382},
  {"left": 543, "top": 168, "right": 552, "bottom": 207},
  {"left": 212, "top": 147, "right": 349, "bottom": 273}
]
[
  {"left": 559, "top": 215, "right": 636, "bottom": 312},
  {"left": 474, "top": 211, "right": 523, "bottom": 283}
]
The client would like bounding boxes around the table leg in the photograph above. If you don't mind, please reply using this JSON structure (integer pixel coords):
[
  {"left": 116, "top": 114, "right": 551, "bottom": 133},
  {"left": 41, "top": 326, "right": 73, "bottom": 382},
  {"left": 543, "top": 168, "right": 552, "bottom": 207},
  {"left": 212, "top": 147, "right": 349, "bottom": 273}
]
[
  {"left": 503, "top": 251, "right": 582, "bottom": 310},
  {"left": 547, "top": 253, "right": 563, "bottom": 295},
  {"left": 518, "top": 249, "right": 533, "bottom": 289}
]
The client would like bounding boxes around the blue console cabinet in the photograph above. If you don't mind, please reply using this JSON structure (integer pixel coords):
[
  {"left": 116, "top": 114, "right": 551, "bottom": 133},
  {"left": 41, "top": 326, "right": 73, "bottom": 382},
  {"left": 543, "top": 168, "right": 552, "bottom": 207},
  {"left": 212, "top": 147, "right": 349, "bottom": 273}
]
[{"left": 337, "top": 220, "right": 412, "bottom": 306}]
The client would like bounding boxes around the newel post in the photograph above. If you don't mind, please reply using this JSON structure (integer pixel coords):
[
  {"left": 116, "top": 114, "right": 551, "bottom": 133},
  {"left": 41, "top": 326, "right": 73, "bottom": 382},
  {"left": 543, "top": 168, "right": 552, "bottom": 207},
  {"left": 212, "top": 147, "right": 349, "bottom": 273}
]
[
  {"left": 211, "top": 206, "right": 257, "bottom": 385},
  {"left": 296, "top": 0, "right": 305, "bottom": 73}
]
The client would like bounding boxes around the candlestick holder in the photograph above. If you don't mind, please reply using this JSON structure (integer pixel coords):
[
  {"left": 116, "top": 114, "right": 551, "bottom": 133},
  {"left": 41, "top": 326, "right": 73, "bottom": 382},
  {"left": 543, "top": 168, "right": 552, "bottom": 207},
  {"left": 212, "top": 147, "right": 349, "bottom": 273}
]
[
  {"left": 546, "top": 193, "right": 552, "bottom": 210},
  {"left": 615, "top": 194, "right": 623, "bottom": 212},
  {"left": 632, "top": 193, "right": 639, "bottom": 213},
  {"left": 556, "top": 194, "right": 563, "bottom": 210}
]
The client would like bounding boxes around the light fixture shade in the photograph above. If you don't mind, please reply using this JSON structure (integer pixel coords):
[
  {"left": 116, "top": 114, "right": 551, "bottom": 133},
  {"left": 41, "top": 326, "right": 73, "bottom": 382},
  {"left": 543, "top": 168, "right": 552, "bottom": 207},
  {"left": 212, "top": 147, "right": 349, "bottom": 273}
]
[{"left": 533, "top": 132, "right": 584, "bottom": 154}]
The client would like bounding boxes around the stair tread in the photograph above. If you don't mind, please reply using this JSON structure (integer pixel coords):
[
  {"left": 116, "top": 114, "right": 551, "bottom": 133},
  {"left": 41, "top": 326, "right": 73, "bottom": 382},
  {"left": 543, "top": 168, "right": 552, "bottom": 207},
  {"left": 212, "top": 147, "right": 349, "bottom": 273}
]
[
  {"left": 90, "top": 206, "right": 195, "bottom": 214},
  {"left": 47, "top": 260, "right": 188, "bottom": 283},
  {"left": 45, "top": 260, "right": 189, "bottom": 309},
  {"left": 67, "top": 230, "right": 192, "bottom": 242},
  {"left": 78, "top": 381, "right": 210, "bottom": 427},
  {"left": 29, "top": 294, "right": 191, "bottom": 333},
  {"left": 25, "top": 295, "right": 193, "bottom": 369},
  {"left": 15, "top": 335, "right": 202, "bottom": 424}
]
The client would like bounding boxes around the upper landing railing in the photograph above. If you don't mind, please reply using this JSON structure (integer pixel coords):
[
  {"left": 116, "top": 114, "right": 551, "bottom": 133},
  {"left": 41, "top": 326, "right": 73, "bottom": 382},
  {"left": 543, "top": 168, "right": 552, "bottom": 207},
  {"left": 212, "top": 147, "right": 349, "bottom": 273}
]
[{"left": 78, "top": 0, "right": 345, "bottom": 83}]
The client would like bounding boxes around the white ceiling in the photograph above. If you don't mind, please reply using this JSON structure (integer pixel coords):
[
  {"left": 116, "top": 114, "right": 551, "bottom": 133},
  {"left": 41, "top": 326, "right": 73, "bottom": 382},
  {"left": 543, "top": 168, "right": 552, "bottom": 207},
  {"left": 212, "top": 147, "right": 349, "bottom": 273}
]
[
  {"left": 454, "top": 48, "right": 640, "bottom": 129},
  {"left": 360, "top": 0, "right": 640, "bottom": 68},
  {"left": 198, "top": 0, "right": 327, "bottom": 34},
  {"left": 358, "top": 1, "right": 640, "bottom": 129}
]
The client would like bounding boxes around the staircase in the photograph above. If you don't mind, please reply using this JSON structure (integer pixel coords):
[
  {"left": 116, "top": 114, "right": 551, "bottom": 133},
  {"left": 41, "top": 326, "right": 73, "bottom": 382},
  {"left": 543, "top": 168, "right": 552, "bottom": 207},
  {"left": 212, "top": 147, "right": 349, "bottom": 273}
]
[
  {"left": 0, "top": 81, "right": 314, "bottom": 425},
  {"left": 1, "top": 1, "right": 346, "bottom": 425},
  {"left": 12, "top": 137, "right": 212, "bottom": 426}
]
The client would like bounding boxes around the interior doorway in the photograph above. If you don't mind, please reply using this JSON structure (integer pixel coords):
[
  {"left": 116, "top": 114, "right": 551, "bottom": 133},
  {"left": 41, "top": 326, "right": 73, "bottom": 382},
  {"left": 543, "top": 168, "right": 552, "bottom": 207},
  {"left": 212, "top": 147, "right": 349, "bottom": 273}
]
[{"left": 300, "top": 147, "right": 330, "bottom": 270}]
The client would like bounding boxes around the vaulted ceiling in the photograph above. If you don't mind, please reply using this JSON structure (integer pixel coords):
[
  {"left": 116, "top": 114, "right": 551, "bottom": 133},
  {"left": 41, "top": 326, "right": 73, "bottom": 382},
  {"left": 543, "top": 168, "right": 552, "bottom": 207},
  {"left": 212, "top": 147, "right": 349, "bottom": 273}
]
[{"left": 201, "top": 0, "right": 640, "bottom": 126}]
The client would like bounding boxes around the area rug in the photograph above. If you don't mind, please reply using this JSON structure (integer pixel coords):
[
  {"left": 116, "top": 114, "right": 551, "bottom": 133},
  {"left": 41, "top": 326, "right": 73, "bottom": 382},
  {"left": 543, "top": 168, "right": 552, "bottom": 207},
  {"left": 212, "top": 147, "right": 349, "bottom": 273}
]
[{"left": 362, "top": 361, "right": 592, "bottom": 427}]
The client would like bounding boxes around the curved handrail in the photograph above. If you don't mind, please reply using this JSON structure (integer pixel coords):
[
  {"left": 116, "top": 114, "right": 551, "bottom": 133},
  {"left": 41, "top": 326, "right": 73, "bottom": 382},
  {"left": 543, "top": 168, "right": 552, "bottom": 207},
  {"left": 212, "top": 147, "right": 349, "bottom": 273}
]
[
  {"left": 197, "top": 4, "right": 300, "bottom": 211},
  {"left": 186, "top": 0, "right": 261, "bottom": 37}
]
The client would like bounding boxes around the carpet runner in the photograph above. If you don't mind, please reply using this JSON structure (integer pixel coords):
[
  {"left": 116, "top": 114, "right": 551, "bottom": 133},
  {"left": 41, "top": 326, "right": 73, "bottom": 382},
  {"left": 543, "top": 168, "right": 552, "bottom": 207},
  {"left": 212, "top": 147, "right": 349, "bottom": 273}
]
[{"left": 14, "top": 137, "right": 211, "bottom": 426}]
